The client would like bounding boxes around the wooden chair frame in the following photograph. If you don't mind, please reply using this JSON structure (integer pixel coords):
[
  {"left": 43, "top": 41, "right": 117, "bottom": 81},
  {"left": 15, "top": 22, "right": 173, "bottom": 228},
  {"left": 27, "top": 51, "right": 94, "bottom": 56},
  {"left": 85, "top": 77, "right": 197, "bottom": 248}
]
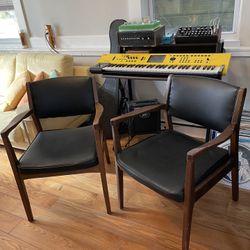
[
  {"left": 1, "top": 78, "right": 111, "bottom": 222},
  {"left": 110, "top": 86, "right": 246, "bottom": 250}
]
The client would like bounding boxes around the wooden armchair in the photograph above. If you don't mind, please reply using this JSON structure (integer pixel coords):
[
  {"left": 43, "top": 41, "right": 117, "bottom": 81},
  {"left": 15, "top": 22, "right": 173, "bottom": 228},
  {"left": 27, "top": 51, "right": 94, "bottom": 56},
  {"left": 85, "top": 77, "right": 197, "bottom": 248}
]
[
  {"left": 1, "top": 76, "right": 111, "bottom": 221},
  {"left": 111, "top": 75, "right": 246, "bottom": 249}
]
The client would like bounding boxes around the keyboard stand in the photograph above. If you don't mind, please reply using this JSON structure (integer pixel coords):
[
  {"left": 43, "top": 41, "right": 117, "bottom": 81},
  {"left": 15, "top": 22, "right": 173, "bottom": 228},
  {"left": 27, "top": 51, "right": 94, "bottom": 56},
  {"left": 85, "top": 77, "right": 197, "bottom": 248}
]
[{"left": 91, "top": 72, "right": 213, "bottom": 142}]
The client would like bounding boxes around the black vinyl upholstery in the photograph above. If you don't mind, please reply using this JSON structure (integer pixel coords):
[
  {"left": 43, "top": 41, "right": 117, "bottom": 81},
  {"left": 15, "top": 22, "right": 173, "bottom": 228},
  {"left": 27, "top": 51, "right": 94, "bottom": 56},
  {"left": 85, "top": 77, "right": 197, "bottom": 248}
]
[
  {"left": 28, "top": 77, "right": 95, "bottom": 118},
  {"left": 18, "top": 126, "right": 98, "bottom": 175},
  {"left": 1, "top": 76, "right": 112, "bottom": 221},
  {"left": 115, "top": 75, "right": 243, "bottom": 202},
  {"left": 112, "top": 75, "right": 246, "bottom": 249},
  {"left": 21, "top": 77, "right": 99, "bottom": 175},
  {"left": 117, "top": 131, "right": 229, "bottom": 202},
  {"left": 169, "top": 75, "right": 239, "bottom": 132}
]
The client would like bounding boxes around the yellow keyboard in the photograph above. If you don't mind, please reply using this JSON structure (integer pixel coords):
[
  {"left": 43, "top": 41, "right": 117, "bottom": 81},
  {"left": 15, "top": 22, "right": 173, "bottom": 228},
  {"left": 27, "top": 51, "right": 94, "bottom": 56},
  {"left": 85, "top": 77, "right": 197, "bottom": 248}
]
[{"left": 96, "top": 53, "right": 231, "bottom": 76}]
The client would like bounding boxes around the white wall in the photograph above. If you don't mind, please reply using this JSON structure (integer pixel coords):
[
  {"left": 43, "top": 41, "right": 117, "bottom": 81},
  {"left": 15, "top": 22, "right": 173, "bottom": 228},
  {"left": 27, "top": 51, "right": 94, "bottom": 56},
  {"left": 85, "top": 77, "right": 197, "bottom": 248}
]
[
  {"left": 22, "top": 0, "right": 129, "bottom": 37},
  {"left": 16, "top": 0, "right": 250, "bottom": 53},
  {"left": 20, "top": 0, "right": 132, "bottom": 52},
  {"left": 15, "top": 0, "right": 250, "bottom": 110}
]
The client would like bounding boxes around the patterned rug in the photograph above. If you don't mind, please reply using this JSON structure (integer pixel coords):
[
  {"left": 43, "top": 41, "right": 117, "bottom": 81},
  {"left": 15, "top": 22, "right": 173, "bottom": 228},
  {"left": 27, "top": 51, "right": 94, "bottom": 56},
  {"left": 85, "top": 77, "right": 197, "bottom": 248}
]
[{"left": 219, "top": 110, "right": 250, "bottom": 189}]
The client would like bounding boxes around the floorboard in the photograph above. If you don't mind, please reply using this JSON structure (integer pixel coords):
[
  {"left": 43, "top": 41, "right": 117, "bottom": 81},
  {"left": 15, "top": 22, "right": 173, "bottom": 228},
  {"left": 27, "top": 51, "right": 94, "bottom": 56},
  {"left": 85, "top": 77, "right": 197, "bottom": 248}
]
[{"left": 0, "top": 142, "right": 250, "bottom": 250}]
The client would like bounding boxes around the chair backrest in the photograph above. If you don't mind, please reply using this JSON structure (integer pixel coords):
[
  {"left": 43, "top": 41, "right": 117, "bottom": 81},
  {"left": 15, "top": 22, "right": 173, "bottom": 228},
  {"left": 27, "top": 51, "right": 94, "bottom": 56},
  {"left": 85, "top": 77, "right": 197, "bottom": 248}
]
[
  {"left": 168, "top": 75, "right": 240, "bottom": 132},
  {"left": 27, "top": 76, "right": 96, "bottom": 118}
]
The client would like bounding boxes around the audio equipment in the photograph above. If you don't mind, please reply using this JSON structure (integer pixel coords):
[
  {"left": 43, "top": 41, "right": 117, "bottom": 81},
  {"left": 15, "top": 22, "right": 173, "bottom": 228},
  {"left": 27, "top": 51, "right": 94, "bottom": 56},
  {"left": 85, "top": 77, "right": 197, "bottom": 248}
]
[
  {"left": 175, "top": 25, "right": 221, "bottom": 44},
  {"left": 118, "top": 21, "right": 165, "bottom": 47},
  {"left": 90, "top": 52, "right": 231, "bottom": 78},
  {"left": 118, "top": 20, "right": 161, "bottom": 32},
  {"left": 161, "top": 33, "right": 174, "bottom": 44},
  {"left": 126, "top": 99, "right": 160, "bottom": 137}
]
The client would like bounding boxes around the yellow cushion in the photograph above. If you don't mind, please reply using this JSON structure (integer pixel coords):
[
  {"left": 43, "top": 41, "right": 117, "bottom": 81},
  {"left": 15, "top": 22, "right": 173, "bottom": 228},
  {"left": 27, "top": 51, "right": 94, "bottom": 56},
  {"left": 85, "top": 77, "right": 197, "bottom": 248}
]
[
  {"left": 0, "top": 54, "right": 16, "bottom": 96},
  {"left": 17, "top": 71, "right": 45, "bottom": 107},
  {"left": 73, "top": 66, "right": 91, "bottom": 76},
  {"left": 16, "top": 53, "right": 73, "bottom": 79},
  {"left": 0, "top": 71, "right": 30, "bottom": 111},
  {"left": 33, "top": 71, "right": 45, "bottom": 81},
  {"left": 40, "top": 115, "right": 90, "bottom": 130}
]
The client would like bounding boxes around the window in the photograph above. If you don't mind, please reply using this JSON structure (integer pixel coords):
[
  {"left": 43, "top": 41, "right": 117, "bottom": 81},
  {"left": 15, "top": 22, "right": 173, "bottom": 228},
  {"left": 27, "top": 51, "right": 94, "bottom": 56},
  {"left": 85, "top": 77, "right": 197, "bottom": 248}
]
[
  {"left": 0, "top": 0, "right": 19, "bottom": 39},
  {"left": 149, "top": 0, "right": 241, "bottom": 33}
]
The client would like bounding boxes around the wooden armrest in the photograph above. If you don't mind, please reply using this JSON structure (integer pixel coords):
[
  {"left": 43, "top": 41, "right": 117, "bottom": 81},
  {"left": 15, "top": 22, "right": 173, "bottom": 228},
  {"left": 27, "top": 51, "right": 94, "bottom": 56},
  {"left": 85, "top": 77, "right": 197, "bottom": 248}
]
[
  {"left": 1, "top": 109, "right": 33, "bottom": 137},
  {"left": 93, "top": 103, "right": 104, "bottom": 129},
  {"left": 183, "top": 125, "right": 234, "bottom": 197},
  {"left": 1, "top": 109, "right": 33, "bottom": 166},
  {"left": 111, "top": 103, "right": 166, "bottom": 154},
  {"left": 187, "top": 125, "right": 234, "bottom": 161},
  {"left": 111, "top": 103, "right": 166, "bottom": 128}
]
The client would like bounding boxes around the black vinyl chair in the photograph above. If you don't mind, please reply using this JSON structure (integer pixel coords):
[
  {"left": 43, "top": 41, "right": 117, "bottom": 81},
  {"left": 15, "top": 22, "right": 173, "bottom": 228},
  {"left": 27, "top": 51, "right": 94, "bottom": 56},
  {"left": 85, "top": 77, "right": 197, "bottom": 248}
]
[
  {"left": 111, "top": 75, "right": 246, "bottom": 250},
  {"left": 1, "top": 76, "right": 111, "bottom": 221}
]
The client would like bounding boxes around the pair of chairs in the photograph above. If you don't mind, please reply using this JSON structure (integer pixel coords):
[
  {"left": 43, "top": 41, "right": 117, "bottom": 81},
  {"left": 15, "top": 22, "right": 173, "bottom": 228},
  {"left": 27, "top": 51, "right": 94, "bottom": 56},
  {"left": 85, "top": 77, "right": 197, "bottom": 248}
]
[{"left": 1, "top": 75, "right": 246, "bottom": 250}]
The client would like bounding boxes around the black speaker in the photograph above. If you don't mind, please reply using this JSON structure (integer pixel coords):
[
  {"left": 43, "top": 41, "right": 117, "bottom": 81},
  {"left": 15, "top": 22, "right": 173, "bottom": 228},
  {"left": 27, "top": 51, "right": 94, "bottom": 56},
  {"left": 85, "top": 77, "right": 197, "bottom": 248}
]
[{"left": 126, "top": 99, "right": 161, "bottom": 137}]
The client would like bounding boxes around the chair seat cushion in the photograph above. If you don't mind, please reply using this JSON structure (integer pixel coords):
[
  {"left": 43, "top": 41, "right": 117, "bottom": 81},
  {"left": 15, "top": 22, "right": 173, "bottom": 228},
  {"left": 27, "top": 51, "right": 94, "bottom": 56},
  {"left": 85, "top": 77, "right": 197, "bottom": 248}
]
[
  {"left": 18, "top": 126, "right": 98, "bottom": 174},
  {"left": 117, "top": 131, "right": 229, "bottom": 202}
]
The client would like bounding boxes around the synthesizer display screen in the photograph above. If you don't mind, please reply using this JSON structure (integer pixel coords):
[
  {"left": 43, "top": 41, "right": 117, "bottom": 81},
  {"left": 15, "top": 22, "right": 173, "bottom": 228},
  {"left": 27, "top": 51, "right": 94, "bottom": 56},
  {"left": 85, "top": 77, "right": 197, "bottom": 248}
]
[{"left": 147, "top": 55, "right": 165, "bottom": 63}]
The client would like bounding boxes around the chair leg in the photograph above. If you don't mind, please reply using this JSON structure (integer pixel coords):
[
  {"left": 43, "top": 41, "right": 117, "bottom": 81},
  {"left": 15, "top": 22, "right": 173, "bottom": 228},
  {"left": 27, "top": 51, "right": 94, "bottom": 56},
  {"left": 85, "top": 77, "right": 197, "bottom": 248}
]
[
  {"left": 99, "top": 164, "right": 111, "bottom": 214},
  {"left": 103, "top": 138, "right": 110, "bottom": 164},
  {"left": 116, "top": 164, "right": 124, "bottom": 209},
  {"left": 182, "top": 199, "right": 194, "bottom": 250},
  {"left": 15, "top": 177, "right": 34, "bottom": 222},
  {"left": 231, "top": 164, "right": 239, "bottom": 201}
]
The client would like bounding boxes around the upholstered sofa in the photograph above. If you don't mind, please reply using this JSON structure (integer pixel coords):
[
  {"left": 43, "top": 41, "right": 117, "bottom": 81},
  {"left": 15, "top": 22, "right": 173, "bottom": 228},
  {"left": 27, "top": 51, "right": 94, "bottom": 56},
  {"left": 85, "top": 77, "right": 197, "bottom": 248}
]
[{"left": 0, "top": 53, "right": 91, "bottom": 149}]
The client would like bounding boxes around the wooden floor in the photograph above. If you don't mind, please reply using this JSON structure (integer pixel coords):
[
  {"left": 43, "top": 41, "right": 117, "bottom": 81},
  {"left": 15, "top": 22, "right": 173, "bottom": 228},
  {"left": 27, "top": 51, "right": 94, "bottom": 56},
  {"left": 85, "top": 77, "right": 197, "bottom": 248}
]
[{"left": 0, "top": 141, "right": 250, "bottom": 250}]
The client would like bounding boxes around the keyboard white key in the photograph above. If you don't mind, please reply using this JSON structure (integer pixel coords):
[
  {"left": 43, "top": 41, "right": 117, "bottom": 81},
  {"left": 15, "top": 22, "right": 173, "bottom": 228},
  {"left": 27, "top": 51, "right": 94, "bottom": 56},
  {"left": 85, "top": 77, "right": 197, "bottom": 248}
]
[{"left": 102, "top": 64, "right": 224, "bottom": 76}]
